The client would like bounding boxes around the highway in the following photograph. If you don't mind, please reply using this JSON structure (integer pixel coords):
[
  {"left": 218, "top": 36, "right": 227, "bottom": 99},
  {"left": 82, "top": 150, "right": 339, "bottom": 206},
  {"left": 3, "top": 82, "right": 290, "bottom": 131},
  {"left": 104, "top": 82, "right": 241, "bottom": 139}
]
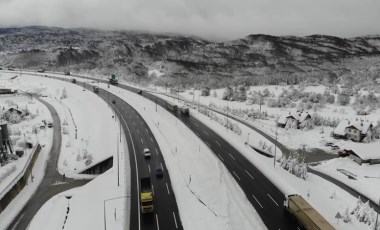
[
  {"left": 62, "top": 74, "right": 301, "bottom": 230},
  {"left": 40, "top": 75, "right": 183, "bottom": 230},
  {"left": 20, "top": 71, "right": 300, "bottom": 229}
]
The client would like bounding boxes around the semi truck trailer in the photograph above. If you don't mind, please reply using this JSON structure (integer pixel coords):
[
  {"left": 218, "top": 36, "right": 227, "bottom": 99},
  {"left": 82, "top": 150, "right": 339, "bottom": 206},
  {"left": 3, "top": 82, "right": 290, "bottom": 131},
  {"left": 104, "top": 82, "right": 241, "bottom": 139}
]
[{"left": 284, "top": 194, "right": 335, "bottom": 230}]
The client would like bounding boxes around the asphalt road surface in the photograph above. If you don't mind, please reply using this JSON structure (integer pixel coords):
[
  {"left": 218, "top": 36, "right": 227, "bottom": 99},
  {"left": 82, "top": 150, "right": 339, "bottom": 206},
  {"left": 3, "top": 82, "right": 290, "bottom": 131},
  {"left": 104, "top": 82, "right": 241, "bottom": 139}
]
[
  {"left": 7, "top": 97, "right": 89, "bottom": 230},
  {"left": 39, "top": 75, "right": 183, "bottom": 230},
  {"left": 64, "top": 76, "right": 301, "bottom": 230}
]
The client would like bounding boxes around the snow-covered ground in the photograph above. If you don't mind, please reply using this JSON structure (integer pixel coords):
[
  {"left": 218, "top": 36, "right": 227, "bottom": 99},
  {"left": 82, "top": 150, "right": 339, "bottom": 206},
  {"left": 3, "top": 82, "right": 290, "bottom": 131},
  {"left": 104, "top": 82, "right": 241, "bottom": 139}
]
[
  {"left": 10, "top": 71, "right": 377, "bottom": 229},
  {"left": 154, "top": 92, "right": 373, "bottom": 230},
  {"left": 0, "top": 71, "right": 127, "bottom": 230},
  {"left": 313, "top": 158, "right": 380, "bottom": 205},
  {"left": 11, "top": 74, "right": 118, "bottom": 178}
]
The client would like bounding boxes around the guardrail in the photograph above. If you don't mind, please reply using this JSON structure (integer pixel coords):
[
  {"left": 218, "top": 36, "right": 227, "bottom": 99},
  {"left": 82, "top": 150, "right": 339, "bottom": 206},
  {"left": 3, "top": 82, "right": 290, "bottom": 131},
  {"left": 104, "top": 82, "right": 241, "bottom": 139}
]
[{"left": 0, "top": 143, "right": 42, "bottom": 213}]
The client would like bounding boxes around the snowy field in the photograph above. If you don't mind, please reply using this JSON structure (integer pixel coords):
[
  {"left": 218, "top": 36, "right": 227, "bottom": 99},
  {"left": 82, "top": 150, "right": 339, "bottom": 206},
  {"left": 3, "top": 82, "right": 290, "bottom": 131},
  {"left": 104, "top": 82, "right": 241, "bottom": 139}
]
[
  {"left": 10, "top": 74, "right": 118, "bottom": 177},
  {"left": 11, "top": 71, "right": 378, "bottom": 229}
]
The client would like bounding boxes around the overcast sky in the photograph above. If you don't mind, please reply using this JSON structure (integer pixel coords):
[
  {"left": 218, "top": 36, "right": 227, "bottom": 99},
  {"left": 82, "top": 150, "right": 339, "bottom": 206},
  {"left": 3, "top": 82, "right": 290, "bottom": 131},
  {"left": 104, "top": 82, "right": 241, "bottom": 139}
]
[{"left": 0, "top": 0, "right": 379, "bottom": 40}]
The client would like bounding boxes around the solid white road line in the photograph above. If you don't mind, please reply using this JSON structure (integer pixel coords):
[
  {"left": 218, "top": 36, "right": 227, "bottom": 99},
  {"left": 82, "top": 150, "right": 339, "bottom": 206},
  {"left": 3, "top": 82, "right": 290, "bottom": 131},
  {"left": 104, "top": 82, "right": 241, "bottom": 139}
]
[
  {"left": 156, "top": 214, "right": 160, "bottom": 230},
  {"left": 166, "top": 183, "right": 171, "bottom": 195},
  {"left": 218, "top": 154, "right": 224, "bottom": 161},
  {"left": 268, "top": 194, "right": 279, "bottom": 206},
  {"left": 112, "top": 104, "right": 141, "bottom": 230},
  {"left": 228, "top": 153, "right": 235, "bottom": 160},
  {"left": 148, "top": 164, "right": 151, "bottom": 173},
  {"left": 245, "top": 170, "right": 254, "bottom": 180},
  {"left": 160, "top": 163, "right": 164, "bottom": 170},
  {"left": 156, "top": 148, "right": 159, "bottom": 155},
  {"left": 173, "top": 212, "right": 178, "bottom": 229},
  {"left": 195, "top": 131, "right": 200, "bottom": 136},
  {"left": 252, "top": 194, "right": 263, "bottom": 208},
  {"left": 232, "top": 171, "right": 241, "bottom": 181},
  {"left": 145, "top": 128, "right": 148, "bottom": 133},
  {"left": 137, "top": 129, "right": 139, "bottom": 134},
  {"left": 215, "top": 140, "right": 221, "bottom": 146},
  {"left": 141, "top": 138, "right": 143, "bottom": 144},
  {"left": 205, "top": 141, "right": 211, "bottom": 147},
  {"left": 151, "top": 137, "right": 153, "bottom": 142},
  {"left": 152, "top": 185, "right": 155, "bottom": 195}
]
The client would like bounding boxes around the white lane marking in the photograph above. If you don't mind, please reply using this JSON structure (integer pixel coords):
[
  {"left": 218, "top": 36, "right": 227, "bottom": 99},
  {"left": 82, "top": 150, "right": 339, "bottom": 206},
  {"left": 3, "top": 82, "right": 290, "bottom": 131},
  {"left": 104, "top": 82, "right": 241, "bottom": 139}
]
[
  {"left": 252, "top": 194, "right": 263, "bottom": 208},
  {"left": 156, "top": 148, "right": 159, "bottom": 155},
  {"left": 112, "top": 105, "right": 141, "bottom": 230},
  {"left": 232, "top": 171, "right": 241, "bottom": 181},
  {"left": 203, "top": 131, "right": 209, "bottom": 135},
  {"left": 245, "top": 170, "right": 254, "bottom": 180},
  {"left": 205, "top": 141, "right": 211, "bottom": 147},
  {"left": 141, "top": 138, "right": 143, "bottom": 144},
  {"left": 195, "top": 131, "right": 200, "bottom": 136},
  {"left": 145, "top": 128, "right": 148, "bottom": 133},
  {"left": 218, "top": 154, "right": 224, "bottom": 161},
  {"left": 152, "top": 185, "right": 155, "bottom": 195},
  {"left": 151, "top": 137, "right": 154, "bottom": 142},
  {"left": 160, "top": 163, "right": 164, "bottom": 170},
  {"left": 166, "top": 183, "right": 171, "bottom": 195},
  {"left": 137, "top": 129, "right": 139, "bottom": 134},
  {"left": 228, "top": 153, "right": 235, "bottom": 160},
  {"left": 268, "top": 194, "right": 279, "bottom": 206},
  {"left": 173, "top": 212, "right": 178, "bottom": 229},
  {"left": 141, "top": 121, "right": 143, "bottom": 125},
  {"left": 215, "top": 140, "right": 221, "bottom": 146},
  {"left": 148, "top": 164, "right": 151, "bottom": 173},
  {"left": 156, "top": 214, "right": 160, "bottom": 230}
]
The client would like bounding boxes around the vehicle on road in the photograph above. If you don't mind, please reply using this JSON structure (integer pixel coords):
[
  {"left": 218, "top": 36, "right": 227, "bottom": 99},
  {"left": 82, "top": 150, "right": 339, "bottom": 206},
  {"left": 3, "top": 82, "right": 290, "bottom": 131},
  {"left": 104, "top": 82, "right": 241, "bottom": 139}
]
[
  {"left": 137, "top": 89, "right": 142, "bottom": 95},
  {"left": 325, "top": 142, "right": 334, "bottom": 147},
  {"left": 338, "top": 150, "right": 350, "bottom": 157},
  {"left": 37, "top": 68, "right": 45, "bottom": 73},
  {"left": 331, "top": 145, "right": 339, "bottom": 150},
  {"left": 112, "top": 99, "right": 116, "bottom": 104},
  {"left": 47, "top": 122, "right": 53, "bottom": 128},
  {"left": 166, "top": 101, "right": 178, "bottom": 112},
  {"left": 64, "top": 70, "right": 70, "bottom": 75},
  {"left": 144, "top": 148, "right": 151, "bottom": 158},
  {"left": 180, "top": 106, "right": 189, "bottom": 116},
  {"left": 155, "top": 166, "right": 163, "bottom": 178},
  {"left": 93, "top": 86, "right": 99, "bottom": 93},
  {"left": 109, "top": 74, "right": 118, "bottom": 85},
  {"left": 284, "top": 194, "right": 334, "bottom": 230},
  {"left": 140, "top": 177, "right": 154, "bottom": 213},
  {"left": 71, "top": 79, "right": 76, "bottom": 83}
]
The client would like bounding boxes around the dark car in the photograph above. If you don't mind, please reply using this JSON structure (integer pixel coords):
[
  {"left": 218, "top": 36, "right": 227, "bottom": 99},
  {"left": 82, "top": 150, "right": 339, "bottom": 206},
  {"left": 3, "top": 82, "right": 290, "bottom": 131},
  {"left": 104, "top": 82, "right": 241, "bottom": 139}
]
[
  {"left": 155, "top": 167, "right": 163, "bottom": 177},
  {"left": 64, "top": 70, "right": 71, "bottom": 75},
  {"left": 325, "top": 142, "right": 334, "bottom": 147},
  {"left": 338, "top": 150, "right": 350, "bottom": 157},
  {"left": 331, "top": 145, "right": 339, "bottom": 150},
  {"left": 112, "top": 99, "right": 116, "bottom": 104},
  {"left": 137, "top": 89, "right": 142, "bottom": 95},
  {"left": 71, "top": 79, "right": 76, "bottom": 83}
]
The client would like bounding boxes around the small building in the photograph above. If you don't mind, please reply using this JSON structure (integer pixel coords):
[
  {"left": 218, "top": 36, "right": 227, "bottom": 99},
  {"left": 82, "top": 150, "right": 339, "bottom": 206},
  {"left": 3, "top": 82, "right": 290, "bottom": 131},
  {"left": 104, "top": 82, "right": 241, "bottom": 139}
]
[
  {"left": 7, "top": 107, "right": 24, "bottom": 116},
  {"left": 341, "top": 142, "right": 380, "bottom": 165},
  {"left": 277, "top": 111, "right": 311, "bottom": 129},
  {"left": 333, "top": 119, "right": 373, "bottom": 142}
]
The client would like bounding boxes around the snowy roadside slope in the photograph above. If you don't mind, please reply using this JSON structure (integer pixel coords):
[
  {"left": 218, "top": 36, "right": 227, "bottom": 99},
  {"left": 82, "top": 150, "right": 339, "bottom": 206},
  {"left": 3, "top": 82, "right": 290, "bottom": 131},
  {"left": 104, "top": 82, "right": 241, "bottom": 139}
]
[
  {"left": 12, "top": 74, "right": 118, "bottom": 177},
  {"left": 155, "top": 93, "right": 373, "bottom": 230},
  {"left": 100, "top": 83, "right": 267, "bottom": 230}
]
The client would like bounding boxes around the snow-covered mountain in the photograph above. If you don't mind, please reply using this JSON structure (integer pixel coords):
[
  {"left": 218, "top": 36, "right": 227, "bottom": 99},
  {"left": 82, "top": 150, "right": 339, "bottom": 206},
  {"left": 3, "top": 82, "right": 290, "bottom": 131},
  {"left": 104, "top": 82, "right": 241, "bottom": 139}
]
[{"left": 1, "top": 26, "right": 380, "bottom": 87}]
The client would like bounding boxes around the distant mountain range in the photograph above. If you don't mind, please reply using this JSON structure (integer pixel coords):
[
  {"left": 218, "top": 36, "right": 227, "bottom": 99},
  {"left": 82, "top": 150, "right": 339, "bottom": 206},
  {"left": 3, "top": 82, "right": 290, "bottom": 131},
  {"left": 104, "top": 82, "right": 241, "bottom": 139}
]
[{"left": 1, "top": 26, "right": 380, "bottom": 88}]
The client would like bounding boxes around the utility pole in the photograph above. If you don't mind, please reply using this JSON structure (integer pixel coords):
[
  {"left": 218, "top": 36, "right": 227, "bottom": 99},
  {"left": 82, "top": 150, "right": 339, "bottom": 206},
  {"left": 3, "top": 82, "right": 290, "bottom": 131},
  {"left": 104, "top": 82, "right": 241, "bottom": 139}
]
[
  {"left": 117, "top": 133, "right": 120, "bottom": 187},
  {"left": 274, "top": 130, "right": 278, "bottom": 167},
  {"left": 375, "top": 197, "right": 379, "bottom": 229}
]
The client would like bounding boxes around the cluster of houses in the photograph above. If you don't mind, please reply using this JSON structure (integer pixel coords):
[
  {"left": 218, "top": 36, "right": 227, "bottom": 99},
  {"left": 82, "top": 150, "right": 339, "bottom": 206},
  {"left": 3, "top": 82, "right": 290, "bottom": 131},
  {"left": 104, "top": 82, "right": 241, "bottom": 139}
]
[{"left": 277, "top": 111, "right": 380, "bottom": 165}]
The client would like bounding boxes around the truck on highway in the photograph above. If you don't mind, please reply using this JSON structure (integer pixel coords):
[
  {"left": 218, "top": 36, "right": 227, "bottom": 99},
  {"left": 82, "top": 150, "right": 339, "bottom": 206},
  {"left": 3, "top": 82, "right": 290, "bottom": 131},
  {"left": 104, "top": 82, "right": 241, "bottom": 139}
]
[
  {"left": 180, "top": 106, "right": 189, "bottom": 116},
  {"left": 140, "top": 177, "right": 154, "bottom": 213},
  {"left": 93, "top": 86, "right": 99, "bottom": 93},
  {"left": 284, "top": 194, "right": 335, "bottom": 230},
  {"left": 165, "top": 101, "right": 178, "bottom": 112},
  {"left": 109, "top": 74, "right": 118, "bottom": 85}
]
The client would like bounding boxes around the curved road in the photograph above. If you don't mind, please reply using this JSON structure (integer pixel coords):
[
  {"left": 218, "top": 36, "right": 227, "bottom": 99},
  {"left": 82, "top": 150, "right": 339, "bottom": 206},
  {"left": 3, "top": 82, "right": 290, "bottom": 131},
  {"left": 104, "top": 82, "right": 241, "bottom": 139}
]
[{"left": 7, "top": 97, "right": 89, "bottom": 230}]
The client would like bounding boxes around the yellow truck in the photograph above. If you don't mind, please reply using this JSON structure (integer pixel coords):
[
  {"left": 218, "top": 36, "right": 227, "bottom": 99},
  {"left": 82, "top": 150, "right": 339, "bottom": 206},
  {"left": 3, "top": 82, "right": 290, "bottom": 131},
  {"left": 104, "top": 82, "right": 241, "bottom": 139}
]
[
  {"left": 284, "top": 194, "right": 335, "bottom": 230},
  {"left": 140, "top": 177, "right": 154, "bottom": 213}
]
